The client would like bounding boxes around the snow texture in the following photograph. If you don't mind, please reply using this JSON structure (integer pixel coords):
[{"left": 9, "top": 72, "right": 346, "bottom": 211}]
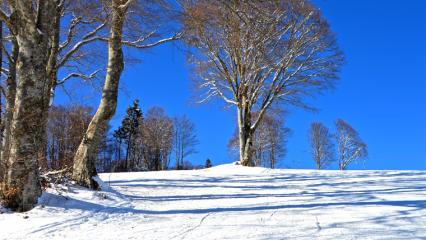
[{"left": 1, "top": 163, "right": 425, "bottom": 239}]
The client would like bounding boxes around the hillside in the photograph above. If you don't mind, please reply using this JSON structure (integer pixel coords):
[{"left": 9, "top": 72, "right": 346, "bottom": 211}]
[{"left": 1, "top": 163, "right": 425, "bottom": 240}]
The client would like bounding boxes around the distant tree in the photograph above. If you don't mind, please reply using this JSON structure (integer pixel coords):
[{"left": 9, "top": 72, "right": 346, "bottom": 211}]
[
  {"left": 114, "top": 100, "right": 143, "bottom": 171},
  {"left": 182, "top": 160, "right": 194, "bottom": 170},
  {"left": 205, "top": 159, "right": 212, "bottom": 168},
  {"left": 113, "top": 125, "right": 127, "bottom": 168},
  {"left": 97, "top": 134, "right": 115, "bottom": 173},
  {"left": 335, "top": 119, "right": 368, "bottom": 170},
  {"left": 309, "top": 122, "right": 335, "bottom": 170},
  {"left": 184, "top": 0, "right": 343, "bottom": 166},
  {"left": 142, "top": 107, "right": 174, "bottom": 171},
  {"left": 173, "top": 115, "right": 199, "bottom": 170},
  {"left": 47, "top": 105, "right": 92, "bottom": 171}
]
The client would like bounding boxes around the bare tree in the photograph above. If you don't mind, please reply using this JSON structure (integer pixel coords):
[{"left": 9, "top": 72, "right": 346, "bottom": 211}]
[
  {"left": 335, "top": 119, "right": 368, "bottom": 170},
  {"left": 72, "top": 0, "right": 127, "bottom": 188},
  {"left": 38, "top": 1, "right": 110, "bottom": 170},
  {"left": 97, "top": 134, "right": 115, "bottom": 173},
  {"left": 257, "top": 112, "right": 291, "bottom": 169},
  {"left": 309, "top": 122, "right": 334, "bottom": 170},
  {"left": 0, "top": 19, "right": 4, "bottom": 182},
  {"left": 47, "top": 105, "right": 92, "bottom": 170},
  {"left": 0, "top": 0, "right": 107, "bottom": 210},
  {"left": 173, "top": 115, "right": 199, "bottom": 170},
  {"left": 0, "top": 0, "right": 110, "bottom": 180},
  {"left": 72, "top": 0, "right": 180, "bottom": 188},
  {"left": 183, "top": 0, "right": 343, "bottom": 166},
  {"left": 0, "top": 33, "right": 17, "bottom": 186},
  {"left": 0, "top": 0, "right": 60, "bottom": 211},
  {"left": 142, "top": 107, "right": 174, "bottom": 171}
]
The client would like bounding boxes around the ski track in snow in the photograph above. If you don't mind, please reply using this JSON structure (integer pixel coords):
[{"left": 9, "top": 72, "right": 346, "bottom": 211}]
[{"left": 1, "top": 163, "right": 426, "bottom": 239}]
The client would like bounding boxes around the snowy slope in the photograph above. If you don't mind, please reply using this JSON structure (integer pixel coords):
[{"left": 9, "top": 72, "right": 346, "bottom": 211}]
[{"left": 1, "top": 163, "right": 426, "bottom": 240}]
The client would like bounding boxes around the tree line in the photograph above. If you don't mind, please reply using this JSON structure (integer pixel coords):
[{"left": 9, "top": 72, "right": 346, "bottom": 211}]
[
  {"left": 0, "top": 0, "right": 344, "bottom": 212},
  {"left": 45, "top": 101, "right": 201, "bottom": 174}
]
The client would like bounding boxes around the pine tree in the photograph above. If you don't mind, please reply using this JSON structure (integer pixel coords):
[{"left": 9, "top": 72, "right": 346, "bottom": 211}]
[
  {"left": 205, "top": 159, "right": 212, "bottom": 168},
  {"left": 113, "top": 100, "right": 143, "bottom": 171}
]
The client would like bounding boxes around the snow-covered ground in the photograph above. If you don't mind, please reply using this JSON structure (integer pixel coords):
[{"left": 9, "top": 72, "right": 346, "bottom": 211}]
[{"left": 1, "top": 163, "right": 426, "bottom": 240}]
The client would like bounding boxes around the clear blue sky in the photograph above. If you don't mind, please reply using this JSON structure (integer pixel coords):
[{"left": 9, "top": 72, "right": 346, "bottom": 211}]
[{"left": 56, "top": 0, "right": 426, "bottom": 170}]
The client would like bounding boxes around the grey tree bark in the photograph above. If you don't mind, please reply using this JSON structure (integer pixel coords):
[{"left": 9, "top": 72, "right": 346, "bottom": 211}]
[
  {"left": 237, "top": 105, "right": 254, "bottom": 166},
  {"left": 0, "top": 38, "right": 18, "bottom": 183},
  {"left": 38, "top": 4, "right": 62, "bottom": 171},
  {"left": 72, "top": 0, "right": 126, "bottom": 189},
  {"left": 1, "top": 0, "right": 57, "bottom": 211},
  {"left": 0, "top": 20, "right": 3, "bottom": 180}
]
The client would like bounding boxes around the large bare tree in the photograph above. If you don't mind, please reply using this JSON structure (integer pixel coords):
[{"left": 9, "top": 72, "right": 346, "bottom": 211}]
[
  {"left": 0, "top": 0, "right": 59, "bottom": 211},
  {"left": 184, "top": 0, "right": 343, "bottom": 166},
  {"left": 0, "top": 0, "right": 108, "bottom": 172},
  {"left": 309, "top": 122, "right": 334, "bottom": 170},
  {"left": 335, "top": 119, "right": 368, "bottom": 170},
  {"left": 71, "top": 0, "right": 127, "bottom": 188},
  {"left": 0, "top": 0, "right": 109, "bottom": 211},
  {"left": 72, "top": 0, "right": 180, "bottom": 188}
]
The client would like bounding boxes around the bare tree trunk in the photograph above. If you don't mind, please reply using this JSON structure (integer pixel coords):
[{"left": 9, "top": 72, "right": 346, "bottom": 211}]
[
  {"left": 72, "top": 1, "right": 126, "bottom": 189},
  {"left": 0, "top": 38, "right": 18, "bottom": 182},
  {"left": 0, "top": 20, "right": 3, "bottom": 182},
  {"left": 4, "top": 0, "right": 57, "bottom": 211},
  {"left": 125, "top": 134, "right": 131, "bottom": 171},
  {"left": 238, "top": 105, "right": 254, "bottom": 167},
  {"left": 38, "top": 6, "right": 62, "bottom": 172}
]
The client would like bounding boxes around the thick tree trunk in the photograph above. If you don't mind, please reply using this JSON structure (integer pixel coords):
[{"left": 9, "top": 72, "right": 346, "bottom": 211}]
[
  {"left": 0, "top": 20, "right": 3, "bottom": 182},
  {"left": 237, "top": 106, "right": 254, "bottom": 167},
  {"left": 4, "top": 0, "right": 56, "bottom": 212},
  {"left": 38, "top": 6, "right": 62, "bottom": 171},
  {"left": 0, "top": 39, "right": 17, "bottom": 183},
  {"left": 72, "top": 1, "right": 126, "bottom": 189}
]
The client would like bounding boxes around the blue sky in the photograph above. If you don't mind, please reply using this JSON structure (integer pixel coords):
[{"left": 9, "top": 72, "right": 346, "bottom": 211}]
[{"left": 56, "top": 0, "right": 426, "bottom": 170}]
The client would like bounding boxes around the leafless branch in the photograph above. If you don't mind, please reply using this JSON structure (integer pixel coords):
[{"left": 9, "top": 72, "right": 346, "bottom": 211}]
[{"left": 57, "top": 69, "right": 101, "bottom": 86}]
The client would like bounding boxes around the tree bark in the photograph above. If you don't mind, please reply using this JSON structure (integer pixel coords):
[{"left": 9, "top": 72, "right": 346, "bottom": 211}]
[
  {"left": 72, "top": 1, "right": 126, "bottom": 189},
  {"left": 0, "top": 20, "right": 3, "bottom": 182},
  {"left": 0, "top": 38, "right": 18, "bottom": 183},
  {"left": 4, "top": 0, "right": 57, "bottom": 211},
  {"left": 38, "top": 5, "right": 62, "bottom": 171},
  {"left": 237, "top": 105, "right": 254, "bottom": 167}
]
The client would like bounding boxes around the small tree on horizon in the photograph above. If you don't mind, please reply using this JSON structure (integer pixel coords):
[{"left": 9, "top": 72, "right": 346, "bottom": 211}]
[
  {"left": 309, "top": 122, "right": 335, "bottom": 170},
  {"left": 205, "top": 159, "right": 212, "bottom": 168},
  {"left": 335, "top": 119, "right": 368, "bottom": 170},
  {"left": 173, "top": 115, "right": 199, "bottom": 170}
]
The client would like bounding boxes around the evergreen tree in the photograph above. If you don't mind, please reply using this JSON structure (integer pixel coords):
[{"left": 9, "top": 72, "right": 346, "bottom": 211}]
[
  {"left": 205, "top": 159, "right": 212, "bottom": 168},
  {"left": 113, "top": 100, "right": 143, "bottom": 171}
]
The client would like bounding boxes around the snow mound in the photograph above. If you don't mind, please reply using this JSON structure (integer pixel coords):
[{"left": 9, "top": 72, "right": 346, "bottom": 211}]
[{"left": 1, "top": 165, "right": 426, "bottom": 240}]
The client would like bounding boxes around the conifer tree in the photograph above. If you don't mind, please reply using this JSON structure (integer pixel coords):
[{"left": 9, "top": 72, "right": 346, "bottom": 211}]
[
  {"left": 205, "top": 159, "right": 212, "bottom": 168},
  {"left": 113, "top": 100, "right": 143, "bottom": 171}
]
